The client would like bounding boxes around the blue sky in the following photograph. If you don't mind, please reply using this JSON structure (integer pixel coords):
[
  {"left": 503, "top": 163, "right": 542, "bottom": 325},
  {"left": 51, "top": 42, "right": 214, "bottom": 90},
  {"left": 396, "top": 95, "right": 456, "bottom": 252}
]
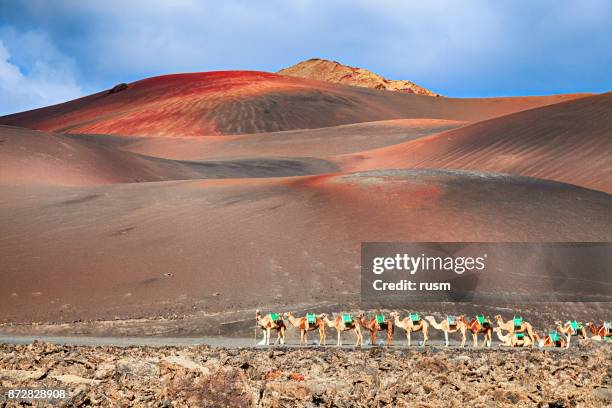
[{"left": 0, "top": 0, "right": 611, "bottom": 115}]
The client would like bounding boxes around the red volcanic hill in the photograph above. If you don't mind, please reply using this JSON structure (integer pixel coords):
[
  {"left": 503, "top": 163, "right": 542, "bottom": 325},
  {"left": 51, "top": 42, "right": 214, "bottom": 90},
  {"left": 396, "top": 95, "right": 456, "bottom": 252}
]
[
  {"left": 0, "top": 71, "right": 587, "bottom": 137},
  {"left": 341, "top": 92, "right": 612, "bottom": 193}
]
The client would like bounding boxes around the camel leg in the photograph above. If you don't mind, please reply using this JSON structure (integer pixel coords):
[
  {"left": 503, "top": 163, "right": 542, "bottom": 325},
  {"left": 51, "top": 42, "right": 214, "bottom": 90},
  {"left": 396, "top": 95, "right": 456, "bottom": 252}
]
[
  {"left": 472, "top": 332, "right": 477, "bottom": 348},
  {"left": 303, "top": 330, "right": 308, "bottom": 346},
  {"left": 387, "top": 323, "right": 393, "bottom": 346},
  {"left": 406, "top": 330, "right": 411, "bottom": 347},
  {"left": 266, "top": 328, "right": 271, "bottom": 346},
  {"left": 565, "top": 332, "right": 571, "bottom": 349},
  {"left": 281, "top": 327, "right": 285, "bottom": 345},
  {"left": 461, "top": 329, "right": 466, "bottom": 348},
  {"left": 444, "top": 331, "right": 449, "bottom": 347},
  {"left": 337, "top": 330, "right": 341, "bottom": 347},
  {"left": 320, "top": 326, "right": 326, "bottom": 346}
]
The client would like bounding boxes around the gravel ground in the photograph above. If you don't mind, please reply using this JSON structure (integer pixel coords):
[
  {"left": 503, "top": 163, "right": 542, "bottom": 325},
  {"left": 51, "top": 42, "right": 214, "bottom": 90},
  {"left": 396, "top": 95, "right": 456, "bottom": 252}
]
[{"left": 1, "top": 340, "right": 611, "bottom": 407}]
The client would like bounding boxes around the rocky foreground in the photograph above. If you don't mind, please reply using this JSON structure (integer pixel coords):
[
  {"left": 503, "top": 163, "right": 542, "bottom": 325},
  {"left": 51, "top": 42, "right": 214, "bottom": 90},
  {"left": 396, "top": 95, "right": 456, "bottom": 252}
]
[{"left": 1, "top": 342, "right": 611, "bottom": 407}]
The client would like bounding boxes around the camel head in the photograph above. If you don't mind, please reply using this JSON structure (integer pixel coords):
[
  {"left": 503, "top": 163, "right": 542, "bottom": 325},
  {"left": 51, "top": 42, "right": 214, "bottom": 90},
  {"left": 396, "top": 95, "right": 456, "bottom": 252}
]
[
  {"left": 389, "top": 311, "right": 399, "bottom": 318},
  {"left": 494, "top": 314, "right": 503, "bottom": 322},
  {"left": 319, "top": 313, "right": 328, "bottom": 319}
]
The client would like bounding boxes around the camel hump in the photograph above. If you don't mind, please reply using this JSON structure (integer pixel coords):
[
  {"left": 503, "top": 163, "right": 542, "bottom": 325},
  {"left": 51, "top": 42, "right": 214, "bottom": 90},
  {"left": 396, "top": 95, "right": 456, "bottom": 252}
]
[{"left": 447, "top": 316, "right": 457, "bottom": 327}]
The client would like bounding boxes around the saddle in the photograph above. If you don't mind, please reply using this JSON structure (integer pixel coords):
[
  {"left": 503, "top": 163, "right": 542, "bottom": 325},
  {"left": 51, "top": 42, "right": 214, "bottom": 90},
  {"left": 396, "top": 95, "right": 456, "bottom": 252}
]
[
  {"left": 410, "top": 312, "right": 420, "bottom": 323},
  {"left": 375, "top": 314, "right": 385, "bottom": 325},
  {"left": 342, "top": 313, "right": 353, "bottom": 327},
  {"left": 476, "top": 314, "right": 490, "bottom": 327},
  {"left": 269, "top": 313, "right": 282, "bottom": 324},
  {"left": 548, "top": 330, "right": 561, "bottom": 344},
  {"left": 513, "top": 316, "right": 523, "bottom": 330},
  {"left": 447, "top": 316, "right": 457, "bottom": 328},
  {"left": 604, "top": 321, "right": 612, "bottom": 334},
  {"left": 566, "top": 320, "right": 583, "bottom": 335},
  {"left": 306, "top": 313, "right": 317, "bottom": 325}
]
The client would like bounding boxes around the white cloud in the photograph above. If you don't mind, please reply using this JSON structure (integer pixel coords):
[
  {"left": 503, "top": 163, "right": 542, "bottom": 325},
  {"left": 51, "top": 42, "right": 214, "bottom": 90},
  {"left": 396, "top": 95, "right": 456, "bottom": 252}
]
[{"left": 0, "top": 30, "right": 82, "bottom": 115}]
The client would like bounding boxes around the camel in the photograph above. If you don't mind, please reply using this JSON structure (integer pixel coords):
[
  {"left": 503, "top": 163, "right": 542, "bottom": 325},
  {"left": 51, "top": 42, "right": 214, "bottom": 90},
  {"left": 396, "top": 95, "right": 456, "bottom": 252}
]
[
  {"left": 390, "top": 312, "right": 429, "bottom": 346},
  {"left": 255, "top": 310, "right": 286, "bottom": 346},
  {"left": 554, "top": 321, "right": 586, "bottom": 348},
  {"left": 585, "top": 322, "right": 611, "bottom": 341},
  {"left": 321, "top": 313, "right": 363, "bottom": 347},
  {"left": 536, "top": 330, "right": 566, "bottom": 348},
  {"left": 460, "top": 315, "right": 492, "bottom": 348},
  {"left": 424, "top": 315, "right": 467, "bottom": 347},
  {"left": 494, "top": 315, "right": 535, "bottom": 346},
  {"left": 284, "top": 312, "right": 326, "bottom": 346},
  {"left": 494, "top": 327, "right": 533, "bottom": 347},
  {"left": 358, "top": 312, "right": 393, "bottom": 346}
]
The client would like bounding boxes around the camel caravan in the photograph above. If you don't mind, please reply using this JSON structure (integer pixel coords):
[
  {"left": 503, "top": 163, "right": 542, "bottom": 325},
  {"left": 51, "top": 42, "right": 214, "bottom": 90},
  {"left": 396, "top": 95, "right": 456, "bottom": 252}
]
[{"left": 256, "top": 310, "right": 611, "bottom": 349}]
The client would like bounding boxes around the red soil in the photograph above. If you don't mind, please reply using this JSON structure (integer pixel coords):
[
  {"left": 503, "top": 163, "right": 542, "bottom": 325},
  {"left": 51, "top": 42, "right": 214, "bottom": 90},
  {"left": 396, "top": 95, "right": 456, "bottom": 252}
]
[
  {"left": 1, "top": 170, "right": 610, "bottom": 323},
  {"left": 340, "top": 93, "right": 612, "bottom": 193},
  {"left": 0, "top": 71, "right": 588, "bottom": 137}
]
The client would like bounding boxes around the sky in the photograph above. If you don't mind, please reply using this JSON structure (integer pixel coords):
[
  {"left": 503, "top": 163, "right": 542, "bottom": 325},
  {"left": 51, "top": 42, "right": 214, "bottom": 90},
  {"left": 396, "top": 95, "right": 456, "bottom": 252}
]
[{"left": 0, "top": 0, "right": 611, "bottom": 115}]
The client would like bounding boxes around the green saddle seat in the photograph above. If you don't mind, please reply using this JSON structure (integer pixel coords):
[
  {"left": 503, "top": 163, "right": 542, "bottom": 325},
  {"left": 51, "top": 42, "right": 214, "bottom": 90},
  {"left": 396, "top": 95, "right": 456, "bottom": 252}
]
[
  {"left": 476, "top": 315, "right": 486, "bottom": 325},
  {"left": 375, "top": 314, "right": 385, "bottom": 324},
  {"left": 549, "top": 330, "right": 560, "bottom": 343},
  {"left": 342, "top": 314, "right": 353, "bottom": 325},
  {"left": 513, "top": 316, "right": 523, "bottom": 328},
  {"left": 306, "top": 313, "right": 316, "bottom": 325},
  {"left": 269, "top": 313, "right": 281, "bottom": 322},
  {"left": 515, "top": 332, "right": 525, "bottom": 340},
  {"left": 410, "top": 313, "right": 420, "bottom": 322},
  {"left": 447, "top": 316, "right": 457, "bottom": 326}
]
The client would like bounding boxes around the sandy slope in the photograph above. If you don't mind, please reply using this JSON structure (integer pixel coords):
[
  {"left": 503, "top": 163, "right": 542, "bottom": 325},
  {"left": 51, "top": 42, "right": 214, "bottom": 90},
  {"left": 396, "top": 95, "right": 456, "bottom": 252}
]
[
  {"left": 0, "top": 125, "right": 338, "bottom": 186},
  {"left": 1, "top": 170, "right": 610, "bottom": 323},
  {"left": 339, "top": 93, "right": 612, "bottom": 193},
  {"left": 0, "top": 71, "right": 587, "bottom": 137},
  {"left": 69, "top": 119, "right": 465, "bottom": 161}
]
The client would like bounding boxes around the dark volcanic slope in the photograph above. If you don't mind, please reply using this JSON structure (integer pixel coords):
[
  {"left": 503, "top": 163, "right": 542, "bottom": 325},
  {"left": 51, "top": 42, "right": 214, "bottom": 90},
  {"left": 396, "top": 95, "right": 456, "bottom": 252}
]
[
  {"left": 0, "top": 126, "right": 337, "bottom": 186},
  {"left": 1, "top": 170, "right": 610, "bottom": 323},
  {"left": 0, "top": 71, "right": 587, "bottom": 137},
  {"left": 341, "top": 93, "right": 612, "bottom": 193}
]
